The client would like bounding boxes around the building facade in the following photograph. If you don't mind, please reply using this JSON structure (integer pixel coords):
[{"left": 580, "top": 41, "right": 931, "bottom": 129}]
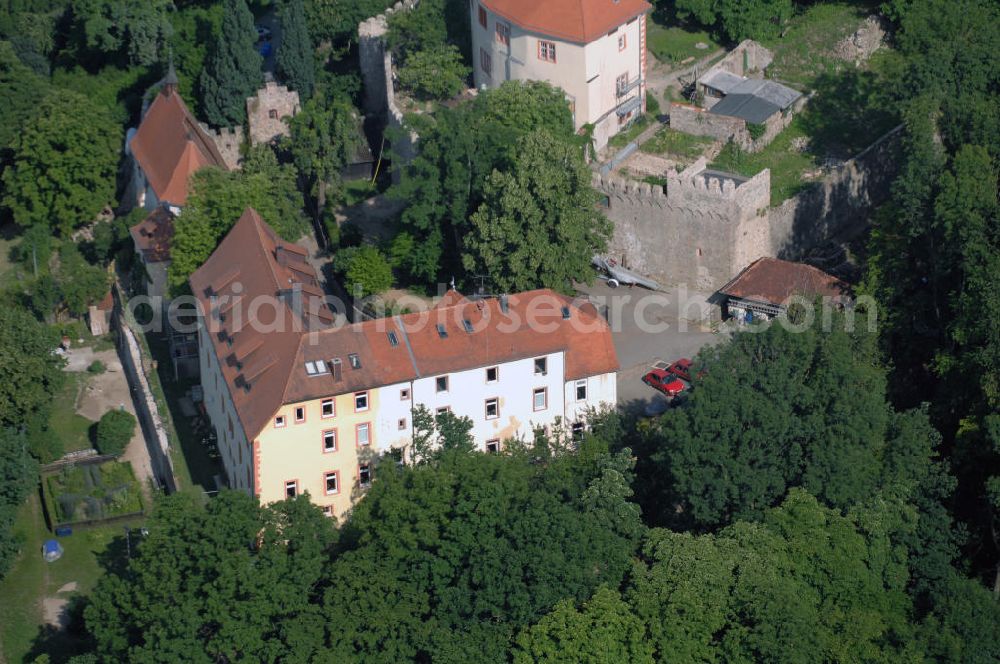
[
  {"left": 192, "top": 208, "right": 619, "bottom": 519},
  {"left": 470, "top": 0, "right": 651, "bottom": 149}
]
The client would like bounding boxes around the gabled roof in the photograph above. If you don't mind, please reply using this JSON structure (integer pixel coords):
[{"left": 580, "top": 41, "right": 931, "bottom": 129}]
[
  {"left": 709, "top": 79, "right": 802, "bottom": 124},
  {"left": 285, "top": 290, "right": 619, "bottom": 416},
  {"left": 719, "top": 257, "right": 848, "bottom": 306},
  {"left": 699, "top": 69, "right": 744, "bottom": 94},
  {"left": 190, "top": 208, "right": 333, "bottom": 439},
  {"left": 192, "top": 209, "right": 620, "bottom": 440},
  {"left": 130, "top": 87, "right": 229, "bottom": 206},
  {"left": 129, "top": 207, "right": 175, "bottom": 264},
  {"left": 481, "top": 0, "right": 651, "bottom": 44}
]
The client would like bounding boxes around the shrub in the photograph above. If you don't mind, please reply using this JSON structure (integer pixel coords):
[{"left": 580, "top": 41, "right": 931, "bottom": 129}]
[
  {"left": 339, "top": 244, "right": 393, "bottom": 298},
  {"left": 397, "top": 44, "right": 469, "bottom": 101},
  {"left": 645, "top": 92, "right": 661, "bottom": 117},
  {"left": 87, "top": 360, "right": 107, "bottom": 374},
  {"left": 747, "top": 122, "right": 767, "bottom": 141},
  {"left": 95, "top": 409, "right": 136, "bottom": 456}
]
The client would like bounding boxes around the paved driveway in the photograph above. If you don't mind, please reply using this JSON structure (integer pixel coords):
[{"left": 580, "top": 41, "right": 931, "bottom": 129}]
[{"left": 575, "top": 281, "right": 726, "bottom": 415}]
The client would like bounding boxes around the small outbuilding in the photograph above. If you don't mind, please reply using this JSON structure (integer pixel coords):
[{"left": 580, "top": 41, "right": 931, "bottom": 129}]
[{"left": 718, "top": 257, "right": 848, "bottom": 322}]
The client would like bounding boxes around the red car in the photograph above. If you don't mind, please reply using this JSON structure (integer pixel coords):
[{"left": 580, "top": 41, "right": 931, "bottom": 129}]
[
  {"left": 642, "top": 368, "right": 689, "bottom": 398},
  {"left": 666, "top": 358, "right": 693, "bottom": 381}
]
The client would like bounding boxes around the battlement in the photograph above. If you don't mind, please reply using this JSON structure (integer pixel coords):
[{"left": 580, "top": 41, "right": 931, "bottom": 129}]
[
  {"left": 593, "top": 158, "right": 770, "bottom": 219},
  {"left": 592, "top": 172, "right": 667, "bottom": 201},
  {"left": 246, "top": 80, "right": 301, "bottom": 146},
  {"left": 199, "top": 123, "right": 243, "bottom": 170}
]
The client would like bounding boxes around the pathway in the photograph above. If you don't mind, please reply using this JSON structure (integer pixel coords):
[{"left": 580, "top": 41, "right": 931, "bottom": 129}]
[{"left": 64, "top": 347, "right": 156, "bottom": 505}]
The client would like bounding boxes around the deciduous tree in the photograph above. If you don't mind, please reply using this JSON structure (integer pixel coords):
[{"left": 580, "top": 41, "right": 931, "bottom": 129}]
[
  {"left": 463, "top": 130, "right": 610, "bottom": 293},
  {"left": 70, "top": 0, "right": 173, "bottom": 66},
  {"left": 168, "top": 152, "right": 310, "bottom": 292},
  {"left": 1, "top": 89, "right": 120, "bottom": 235},
  {"left": 0, "top": 428, "right": 39, "bottom": 579},
  {"left": 95, "top": 409, "right": 136, "bottom": 457},
  {"left": 86, "top": 491, "right": 336, "bottom": 661},
  {"left": 513, "top": 586, "right": 653, "bottom": 664},
  {"left": 0, "top": 306, "right": 64, "bottom": 432},
  {"left": 286, "top": 96, "right": 358, "bottom": 221}
]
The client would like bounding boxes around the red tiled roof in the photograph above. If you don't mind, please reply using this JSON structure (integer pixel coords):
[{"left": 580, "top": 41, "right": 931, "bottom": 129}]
[
  {"left": 719, "top": 257, "right": 848, "bottom": 305},
  {"left": 192, "top": 209, "right": 619, "bottom": 440},
  {"left": 130, "top": 87, "right": 228, "bottom": 206},
  {"left": 190, "top": 208, "right": 331, "bottom": 439},
  {"left": 129, "top": 207, "right": 175, "bottom": 263},
  {"left": 481, "top": 0, "right": 651, "bottom": 44}
]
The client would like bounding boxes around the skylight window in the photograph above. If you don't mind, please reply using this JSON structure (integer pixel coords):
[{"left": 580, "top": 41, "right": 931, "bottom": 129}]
[
  {"left": 436, "top": 324, "right": 448, "bottom": 339},
  {"left": 561, "top": 306, "right": 571, "bottom": 319},
  {"left": 462, "top": 319, "right": 474, "bottom": 333},
  {"left": 348, "top": 353, "right": 361, "bottom": 369},
  {"left": 387, "top": 331, "right": 399, "bottom": 347},
  {"left": 304, "top": 361, "right": 329, "bottom": 376}
]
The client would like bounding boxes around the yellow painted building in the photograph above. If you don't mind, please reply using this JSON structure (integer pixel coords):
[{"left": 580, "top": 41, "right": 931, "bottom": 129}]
[{"left": 255, "top": 389, "right": 380, "bottom": 518}]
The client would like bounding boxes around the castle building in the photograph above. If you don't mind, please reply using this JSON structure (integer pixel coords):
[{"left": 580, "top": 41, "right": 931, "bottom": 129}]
[
  {"left": 126, "top": 70, "right": 230, "bottom": 215},
  {"left": 191, "top": 208, "right": 619, "bottom": 518},
  {"left": 125, "top": 67, "right": 233, "bottom": 297},
  {"left": 470, "top": 0, "right": 651, "bottom": 149}
]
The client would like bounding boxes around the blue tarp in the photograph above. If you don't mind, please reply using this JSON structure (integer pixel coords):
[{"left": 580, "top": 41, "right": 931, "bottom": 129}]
[{"left": 43, "top": 539, "right": 63, "bottom": 562}]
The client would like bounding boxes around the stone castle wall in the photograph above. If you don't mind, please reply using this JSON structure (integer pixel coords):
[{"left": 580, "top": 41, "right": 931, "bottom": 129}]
[
  {"left": 247, "top": 80, "right": 301, "bottom": 146},
  {"left": 200, "top": 124, "right": 243, "bottom": 171},
  {"left": 670, "top": 102, "right": 745, "bottom": 143},
  {"left": 598, "top": 159, "right": 770, "bottom": 290},
  {"left": 359, "top": 1, "right": 419, "bottom": 182},
  {"left": 597, "top": 126, "right": 902, "bottom": 290},
  {"left": 711, "top": 39, "right": 773, "bottom": 79},
  {"left": 769, "top": 124, "right": 902, "bottom": 261}
]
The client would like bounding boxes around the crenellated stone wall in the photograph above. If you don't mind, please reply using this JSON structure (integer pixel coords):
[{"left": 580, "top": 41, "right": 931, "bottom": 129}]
[
  {"left": 247, "top": 80, "right": 301, "bottom": 146},
  {"left": 596, "top": 126, "right": 902, "bottom": 290},
  {"left": 200, "top": 124, "right": 243, "bottom": 170},
  {"left": 595, "top": 159, "right": 770, "bottom": 290}
]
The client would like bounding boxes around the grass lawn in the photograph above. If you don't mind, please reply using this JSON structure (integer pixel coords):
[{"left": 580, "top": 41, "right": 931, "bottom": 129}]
[
  {"left": 343, "top": 179, "right": 377, "bottom": 207},
  {"left": 48, "top": 373, "right": 95, "bottom": 455},
  {"left": 0, "top": 493, "right": 139, "bottom": 662},
  {"left": 763, "top": 2, "right": 878, "bottom": 87},
  {"left": 608, "top": 114, "right": 653, "bottom": 149},
  {"left": 710, "top": 118, "right": 818, "bottom": 205},
  {"left": 641, "top": 127, "right": 715, "bottom": 164},
  {"left": 646, "top": 21, "right": 721, "bottom": 66}
]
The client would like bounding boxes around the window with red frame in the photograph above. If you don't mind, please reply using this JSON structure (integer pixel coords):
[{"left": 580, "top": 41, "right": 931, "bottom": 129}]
[
  {"left": 538, "top": 40, "right": 556, "bottom": 62},
  {"left": 322, "top": 429, "right": 337, "bottom": 453},
  {"left": 325, "top": 471, "right": 339, "bottom": 495}
]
